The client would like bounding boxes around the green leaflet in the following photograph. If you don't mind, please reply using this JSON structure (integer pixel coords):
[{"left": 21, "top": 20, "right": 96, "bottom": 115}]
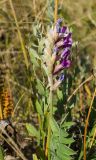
[
  {"left": 50, "top": 117, "right": 59, "bottom": 135},
  {"left": 33, "top": 154, "right": 39, "bottom": 160},
  {"left": 29, "top": 48, "right": 41, "bottom": 60},
  {"left": 57, "top": 89, "right": 63, "bottom": 100},
  {"left": 59, "top": 129, "right": 69, "bottom": 138},
  {"left": 36, "top": 100, "right": 43, "bottom": 115},
  {"left": 57, "top": 149, "right": 73, "bottom": 160},
  {"left": 61, "top": 122, "right": 75, "bottom": 129},
  {"left": 38, "top": 38, "right": 45, "bottom": 54},
  {"left": 26, "top": 123, "right": 40, "bottom": 139},
  {"left": 59, "top": 144, "right": 75, "bottom": 156},
  {"left": 29, "top": 48, "right": 40, "bottom": 67},
  {"left": 59, "top": 137, "right": 74, "bottom": 144},
  {"left": 36, "top": 79, "right": 45, "bottom": 96},
  {"left": 56, "top": 144, "right": 75, "bottom": 160}
]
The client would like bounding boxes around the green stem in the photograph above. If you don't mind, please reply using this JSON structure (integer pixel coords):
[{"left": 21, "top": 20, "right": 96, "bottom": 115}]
[{"left": 47, "top": 74, "right": 53, "bottom": 160}]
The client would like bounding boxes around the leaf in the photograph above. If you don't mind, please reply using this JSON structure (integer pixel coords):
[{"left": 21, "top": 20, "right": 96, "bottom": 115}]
[
  {"left": 35, "top": 100, "right": 43, "bottom": 115},
  {"left": 42, "top": 64, "right": 48, "bottom": 76},
  {"left": 61, "top": 122, "right": 75, "bottom": 129},
  {"left": 51, "top": 136, "right": 58, "bottom": 150},
  {"left": 50, "top": 120, "right": 75, "bottom": 160},
  {"left": 29, "top": 48, "right": 41, "bottom": 60},
  {"left": 57, "top": 89, "right": 63, "bottom": 100},
  {"left": 36, "top": 79, "right": 45, "bottom": 95},
  {"left": 38, "top": 38, "right": 45, "bottom": 54},
  {"left": 29, "top": 48, "right": 40, "bottom": 67},
  {"left": 60, "top": 144, "right": 75, "bottom": 156},
  {"left": 54, "top": 157, "right": 60, "bottom": 160},
  {"left": 59, "top": 137, "right": 74, "bottom": 144},
  {"left": 33, "top": 154, "right": 39, "bottom": 160},
  {"left": 60, "top": 129, "right": 69, "bottom": 138},
  {"left": 50, "top": 117, "right": 59, "bottom": 135},
  {"left": 0, "top": 146, "right": 4, "bottom": 160},
  {"left": 57, "top": 149, "right": 73, "bottom": 160},
  {"left": 26, "top": 123, "right": 40, "bottom": 139},
  {"left": 56, "top": 144, "right": 74, "bottom": 160}
]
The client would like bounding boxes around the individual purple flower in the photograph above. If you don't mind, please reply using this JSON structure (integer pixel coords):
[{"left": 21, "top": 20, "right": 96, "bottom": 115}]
[
  {"left": 56, "top": 18, "right": 63, "bottom": 33},
  {"left": 53, "top": 59, "right": 71, "bottom": 75},
  {"left": 58, "top": 73, "right": 64, "bottom": 81},
  {"left": 55, "top": 33, "right": 72, "bottom": 49},
  {"left": 61, "top": 59, "right": 71, "bottom": 68},
  {"left": 60, "top": 26, "right": 67, "bottom": 33},
  {"left": 61, "top": 48, "right": 70, "bottom": 59},
  {"left": 53, "top": 46, "right": 59, "bottom": 55},
  {"left": 52, "top": 73, "right": 64, "bottom": 90}
]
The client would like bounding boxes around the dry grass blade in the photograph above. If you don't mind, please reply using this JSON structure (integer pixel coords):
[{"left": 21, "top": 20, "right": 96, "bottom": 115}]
[
  {"left": 84, "top": 88, "right": 96, "bottom": 160},
  {"left": 0, "top": 102, "right": 3, "bottom": 120},
  {"left": 9, "top": 0, "right": 29, "bottom": 69},
  {"left": 67, "top": 74, "right": 94, "bottom": 103},
  {"left": 0, "top": 128, "right": 27, "bottom": 160},
  {"left": 12, "top": 92, "right": 25, "bottom": 118},
  {"left": 0, "top": 0, "right": 8, "bottom": 4},
  {"left": 54, "top": 0, "right": 59, "bottom": 23}
]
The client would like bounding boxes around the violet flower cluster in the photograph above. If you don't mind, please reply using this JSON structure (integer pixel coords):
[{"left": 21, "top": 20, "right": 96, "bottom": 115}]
[{"left": 44, "top": 19, "right": 72, "bottom": 89}]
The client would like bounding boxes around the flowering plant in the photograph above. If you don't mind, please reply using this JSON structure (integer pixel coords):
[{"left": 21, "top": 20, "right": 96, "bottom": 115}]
[
  {"left": 26, "top": 18, "right": 74, "bottom": 160},
  {"left": 41, "top": 18, "right": 73, "bottom": 159}
]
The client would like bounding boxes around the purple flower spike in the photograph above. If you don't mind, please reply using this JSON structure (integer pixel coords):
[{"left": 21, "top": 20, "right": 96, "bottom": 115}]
[
  {"left": 59, "top": 73, "right": 64, "bottom": 81},
  {"left": 44, "top": 18, "right": 73, "bottom": 78},
  {"left": 61, "top": 59, "right": 71, "bottom": 68}
]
